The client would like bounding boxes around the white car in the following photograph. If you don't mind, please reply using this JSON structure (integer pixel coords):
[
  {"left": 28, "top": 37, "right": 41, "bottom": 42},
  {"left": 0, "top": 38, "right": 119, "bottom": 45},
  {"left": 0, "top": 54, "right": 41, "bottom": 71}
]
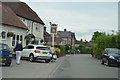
[{"left": 21, "top": 44, "right": 52, "bottom": 63}]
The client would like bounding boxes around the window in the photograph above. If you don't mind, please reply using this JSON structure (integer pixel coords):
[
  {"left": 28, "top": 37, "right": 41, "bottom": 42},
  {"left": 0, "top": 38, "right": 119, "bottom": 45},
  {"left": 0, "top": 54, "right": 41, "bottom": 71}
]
[
  {"left": 2, "top": 44, "right": 10, "bottom": 50},
  {"left": 28, "top": 46, "right": 34, "bottom": 49},
  {"left": 24, "top": 46, "right": 34, "bottom": 49},
  {"left": 36, "top": 26, "right": 38, "bottom": 30},
  {"left": 35, "top": 23, "right": 40, "bottom": 32},
  {"left": 2, "top": 31, "right": 6, "bottom": 40},
  {"left": 36, "top": 47, "right": 49, "bottom": 50},
  {"left": 20, "top": 35, "right": 23, "bottom": 41},
  {"left": 23, "top": 46, "right": 28, "bottom": 49},
  {"left": 27, "top": 21, "right": 31, "bottom": 29},
  {"left": 23, "top": 18, "right": 25, "bottom": 22},
  {"left": 12, "top": 34, "right": 23, "bottom": 47},
  {"left": 16, "top": 35, "right": 19, "bottom": 44},
  {"left": 12, "top": 35, "right": 16, "bottom": 46}
]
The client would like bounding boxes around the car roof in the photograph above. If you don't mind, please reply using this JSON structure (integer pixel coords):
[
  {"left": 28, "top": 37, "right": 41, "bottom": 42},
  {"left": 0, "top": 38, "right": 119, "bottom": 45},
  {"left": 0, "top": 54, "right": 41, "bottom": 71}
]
[
  {"left": 106, "top": 48, "right": 119, "bottom": 49},
  {"left": 27, "top": 44, "right": 47, "bottom": 47},
  {"left": 0, "top": 43, "right": 8, "bottom": 46},
  {"left": 105, "top": 48, "right": 120, "bottom": 51}
]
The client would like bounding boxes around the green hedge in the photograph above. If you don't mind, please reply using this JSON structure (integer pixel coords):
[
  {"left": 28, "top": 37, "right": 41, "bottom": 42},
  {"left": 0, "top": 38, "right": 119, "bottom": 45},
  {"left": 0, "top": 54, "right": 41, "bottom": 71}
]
[{"left": 74, "top": 45, "right": 92, "bottom": 54}]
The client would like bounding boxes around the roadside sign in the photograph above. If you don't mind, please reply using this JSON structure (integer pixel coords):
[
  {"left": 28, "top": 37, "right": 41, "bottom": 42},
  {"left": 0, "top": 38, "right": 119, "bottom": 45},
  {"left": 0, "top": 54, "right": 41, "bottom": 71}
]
[{"left": 50, "top": 24, "right": 57, "bottom": 34}]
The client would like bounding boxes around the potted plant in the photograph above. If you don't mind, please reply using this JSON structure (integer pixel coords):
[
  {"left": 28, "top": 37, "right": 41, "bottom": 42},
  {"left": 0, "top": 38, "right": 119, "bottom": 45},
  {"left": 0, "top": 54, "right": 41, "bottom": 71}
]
[
  {"left": 25, "top": 34, "right": 36, "bottom": 44},
  {"left": 7, "top": 32, "right": 14, "bottom": 37}
]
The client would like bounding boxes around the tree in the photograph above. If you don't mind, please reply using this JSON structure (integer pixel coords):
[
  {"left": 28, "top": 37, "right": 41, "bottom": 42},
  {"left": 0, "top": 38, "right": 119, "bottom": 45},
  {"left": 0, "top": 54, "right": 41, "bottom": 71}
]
[
  {"left": 91, "top": 31, "right": 120, "bottom": 59},
  {"left": 92, "top": 31, "right": 105, "bottom": 42}
]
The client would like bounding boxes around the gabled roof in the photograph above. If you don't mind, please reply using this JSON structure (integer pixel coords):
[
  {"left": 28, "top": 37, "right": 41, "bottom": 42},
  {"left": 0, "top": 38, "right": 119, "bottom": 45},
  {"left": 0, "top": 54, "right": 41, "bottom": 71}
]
[
  {"left": 1, "top": 5, "right": 28, "bottom": 29},
  {"left": 58, "top": 31, "right": 75, "bottom": 39},
  {"left": 3, "top": 2, "right": 45, "bottom": 25}
]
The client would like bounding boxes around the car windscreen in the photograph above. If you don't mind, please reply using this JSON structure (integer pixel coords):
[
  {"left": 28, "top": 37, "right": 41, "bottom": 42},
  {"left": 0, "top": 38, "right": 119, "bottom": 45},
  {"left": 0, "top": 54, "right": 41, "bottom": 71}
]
[
  {"left": 108, "top": 49, "right": 120, "bottom": 55},
  {"left": 0, "top": 44, "right": 10, "bottom": 51},
  {"left": 36, "top": 47, "right": 49, "bottom": 50}
]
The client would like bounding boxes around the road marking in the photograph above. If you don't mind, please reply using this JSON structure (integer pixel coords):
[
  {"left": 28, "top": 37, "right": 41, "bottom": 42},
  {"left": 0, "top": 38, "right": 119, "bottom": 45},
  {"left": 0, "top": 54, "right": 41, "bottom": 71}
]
[{"left": 48, "top": 57, "right": 66, "bottom": 78}]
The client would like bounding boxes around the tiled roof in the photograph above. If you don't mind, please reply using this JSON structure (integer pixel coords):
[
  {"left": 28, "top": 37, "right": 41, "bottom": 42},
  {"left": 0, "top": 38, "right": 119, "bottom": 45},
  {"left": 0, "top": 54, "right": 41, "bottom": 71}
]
[
  {"left": 75, "top": 40, "right": 83, "bottom": 44},
  {"left": 1, "top": 5, "right": 28, "bottom": 29},
  {"left": 3, "top": 2, "right": 45, "bottom": 25},
  {"left": 58, "top": 31, "right": 75, "bottom": 39}
]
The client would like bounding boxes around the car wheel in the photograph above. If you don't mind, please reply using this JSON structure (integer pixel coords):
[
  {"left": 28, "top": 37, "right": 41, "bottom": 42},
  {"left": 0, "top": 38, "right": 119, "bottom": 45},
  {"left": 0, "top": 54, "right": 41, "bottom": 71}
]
[
  {"left": 106, "top": 59, "right": 110, "bottom": 66},
  {"left": 29, "top": 54, "right": 35, "bottom": 62},
  {"left": 45, "top": 59, "right": 50, "bottom": 63},
  {"left": 5, "top": 63, "right": 11, "bottom": 66},
  {"left": 101, "top": 59, "right": 104, "bottom": 65}
]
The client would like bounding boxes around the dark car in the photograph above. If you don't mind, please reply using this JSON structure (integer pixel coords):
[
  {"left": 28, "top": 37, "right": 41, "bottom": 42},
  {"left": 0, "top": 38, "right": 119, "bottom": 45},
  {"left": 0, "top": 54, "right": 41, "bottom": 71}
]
[
  {"left": 101, "top": 48, "right": 120, "bottom": 67},
  {"left": 0, "top": 43, "right": 12, "bottom": 66}
]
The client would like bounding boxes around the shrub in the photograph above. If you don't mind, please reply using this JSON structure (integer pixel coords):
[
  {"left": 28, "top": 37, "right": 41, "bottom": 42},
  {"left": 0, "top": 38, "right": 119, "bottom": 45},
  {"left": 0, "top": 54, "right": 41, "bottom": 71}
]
[
  {"left": 54, "top": 45, "right": 66, "bottom": 57},
  {"left": 55, "top": 47, "right": 61, "bottom": 58},
  {"left": 74, "top": 45, "right": 92, "bottom": 54}
]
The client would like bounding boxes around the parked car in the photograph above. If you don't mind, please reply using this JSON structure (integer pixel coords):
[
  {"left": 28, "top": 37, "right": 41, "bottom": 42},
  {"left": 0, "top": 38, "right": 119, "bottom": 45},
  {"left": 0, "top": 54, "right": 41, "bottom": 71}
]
[
  {"left": 21, "top": 44, "right": 52, "bottom": 63},
  {"left": 101, "top": 48, "right": 120, "bottom": 67},
  {"left": 0, "top": 43, "right": 12, "bottom": 66}
]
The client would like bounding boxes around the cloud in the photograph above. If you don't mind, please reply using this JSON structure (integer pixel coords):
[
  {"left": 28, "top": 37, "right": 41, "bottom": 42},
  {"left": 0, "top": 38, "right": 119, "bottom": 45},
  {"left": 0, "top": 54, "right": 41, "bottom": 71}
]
[{"left": 27, "top": 2, "right": 117, "bottom": 41}]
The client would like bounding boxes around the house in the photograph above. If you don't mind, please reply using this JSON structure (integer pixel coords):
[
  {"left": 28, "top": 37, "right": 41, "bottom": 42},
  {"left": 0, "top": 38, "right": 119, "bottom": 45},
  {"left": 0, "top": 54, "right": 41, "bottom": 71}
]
[
  {"left": 74, "top": 40, "right": 84, "bottom": 46},
  {"left": 57, "top": 29, "right": 76, "bottom": 46},
  {"left": 0, "top": 4, "right": 28, "bottom": 47},
  {"left": 44, "top": 28, "right": 76, "bottom": 46},
  {"left": 3, "top": 2, "right": 45, "bottom": 45},
  {"left": 1, "top": 2, "right": 45, "bottom": 48},
  {"left": 75, "top": 39, "right": 93, "bottom": 47}
]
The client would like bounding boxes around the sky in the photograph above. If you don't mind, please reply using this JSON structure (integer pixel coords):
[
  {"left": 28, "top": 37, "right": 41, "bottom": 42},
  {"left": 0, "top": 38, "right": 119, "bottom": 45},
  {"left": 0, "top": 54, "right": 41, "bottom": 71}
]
[{"left": 20, "top": 0, "right": 118, "bottom": 41}]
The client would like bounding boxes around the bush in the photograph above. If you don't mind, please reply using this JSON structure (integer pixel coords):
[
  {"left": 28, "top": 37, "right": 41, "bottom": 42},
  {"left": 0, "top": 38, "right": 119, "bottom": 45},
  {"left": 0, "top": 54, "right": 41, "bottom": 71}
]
[
  {"left": 54, "top": 45, "right": 66, "bottom": 57},
  {"left": 55, "top": 47, "right": 61, "bottom": 58},
  {"left": 74, "top": 45, "right": 92, "bottom": 54},
  {"left": 91, "top": 31, "right": 120, "bottom": 59},
  {"left": 65, "top": 44, "right": 72, "bottom": 54}
]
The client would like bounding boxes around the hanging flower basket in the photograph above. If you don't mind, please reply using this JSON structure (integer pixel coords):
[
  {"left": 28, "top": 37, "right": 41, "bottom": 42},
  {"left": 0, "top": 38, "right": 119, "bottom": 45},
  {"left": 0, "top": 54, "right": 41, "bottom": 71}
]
[
  {"left": 7, "top": 32, "right": 14, "bottom": 37},
  {"left": 25, "top": 34, "right": 35, "bottom": 39}
]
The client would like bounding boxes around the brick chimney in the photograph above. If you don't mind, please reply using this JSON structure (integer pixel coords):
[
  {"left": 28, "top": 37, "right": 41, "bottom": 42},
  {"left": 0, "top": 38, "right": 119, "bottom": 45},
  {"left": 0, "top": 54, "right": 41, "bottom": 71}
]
[
  {"left": 44, "top": 26, "right": 46, "bottom": 33},
  {"left": 64, "top": 29, "right": 67, "bottom": 32}
]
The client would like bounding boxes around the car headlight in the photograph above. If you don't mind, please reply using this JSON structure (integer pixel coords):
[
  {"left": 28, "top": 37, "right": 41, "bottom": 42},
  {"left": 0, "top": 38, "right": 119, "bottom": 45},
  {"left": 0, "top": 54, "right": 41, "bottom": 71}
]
[{"left": 109, "top": 55, "right": 115, "bottom": 59}]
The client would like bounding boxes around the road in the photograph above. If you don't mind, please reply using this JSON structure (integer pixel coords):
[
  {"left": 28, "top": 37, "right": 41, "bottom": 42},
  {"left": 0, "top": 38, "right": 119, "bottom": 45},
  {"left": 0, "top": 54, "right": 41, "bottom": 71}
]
[
  {"left": 2, "top": 54, "right": 119, "bottom": 78},
  {"left": 50, "top": 54, "right": 119, "bottom": 78}
]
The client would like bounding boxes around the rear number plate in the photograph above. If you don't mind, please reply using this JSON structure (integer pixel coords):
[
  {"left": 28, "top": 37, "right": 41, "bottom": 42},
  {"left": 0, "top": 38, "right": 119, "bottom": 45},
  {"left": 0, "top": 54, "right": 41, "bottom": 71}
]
[
  {"left": 42, "top": 52, "right": 47, "bottom": 54},
  {"left": 0, "top": 58, "right": 6, "bottom": 61}
]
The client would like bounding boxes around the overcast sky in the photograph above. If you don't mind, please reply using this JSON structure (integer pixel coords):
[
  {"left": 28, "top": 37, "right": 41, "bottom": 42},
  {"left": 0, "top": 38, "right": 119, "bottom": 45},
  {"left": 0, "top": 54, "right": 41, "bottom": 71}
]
[{"left": 20, "top": 1, "right": 118, "bottom": 41}]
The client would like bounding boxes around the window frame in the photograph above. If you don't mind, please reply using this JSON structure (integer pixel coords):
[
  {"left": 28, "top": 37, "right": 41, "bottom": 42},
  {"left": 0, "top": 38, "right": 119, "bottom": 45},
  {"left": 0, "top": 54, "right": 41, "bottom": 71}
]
[
  {"left": 12, "top": 34, "right": 23, "bottom": 47},
  {"left": 1, "top": 31, "right": 7, "bottom": 40}
]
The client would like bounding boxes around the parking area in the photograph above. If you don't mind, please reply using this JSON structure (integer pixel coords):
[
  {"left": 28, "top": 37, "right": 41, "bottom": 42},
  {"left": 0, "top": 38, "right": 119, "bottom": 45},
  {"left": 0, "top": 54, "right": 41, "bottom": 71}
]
[{"left": 2, "top": 56, "right": 65, "bottom": 78}]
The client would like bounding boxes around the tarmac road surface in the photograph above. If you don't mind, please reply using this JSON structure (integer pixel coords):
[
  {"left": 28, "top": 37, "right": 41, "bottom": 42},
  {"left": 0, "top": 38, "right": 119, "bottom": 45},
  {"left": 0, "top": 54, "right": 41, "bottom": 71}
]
[{"left": 50, "top": 54, "right": 119, "bottom": 78}]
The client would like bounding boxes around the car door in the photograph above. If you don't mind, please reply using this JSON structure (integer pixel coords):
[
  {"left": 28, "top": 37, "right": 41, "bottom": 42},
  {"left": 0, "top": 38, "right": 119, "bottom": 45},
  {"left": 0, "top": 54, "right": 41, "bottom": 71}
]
[
  {"left": 26, "top": 45, "right": 34, "bottom": 57},
  {"left": 22, "top": 46, "right": 29, "bottom": 57}
]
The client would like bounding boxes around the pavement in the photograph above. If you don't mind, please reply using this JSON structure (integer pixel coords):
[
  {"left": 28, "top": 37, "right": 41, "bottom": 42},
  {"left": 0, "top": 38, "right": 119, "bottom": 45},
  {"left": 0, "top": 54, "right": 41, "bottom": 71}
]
[{"left": 2, "top": 56, "right": 66, "bottom": 78}]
